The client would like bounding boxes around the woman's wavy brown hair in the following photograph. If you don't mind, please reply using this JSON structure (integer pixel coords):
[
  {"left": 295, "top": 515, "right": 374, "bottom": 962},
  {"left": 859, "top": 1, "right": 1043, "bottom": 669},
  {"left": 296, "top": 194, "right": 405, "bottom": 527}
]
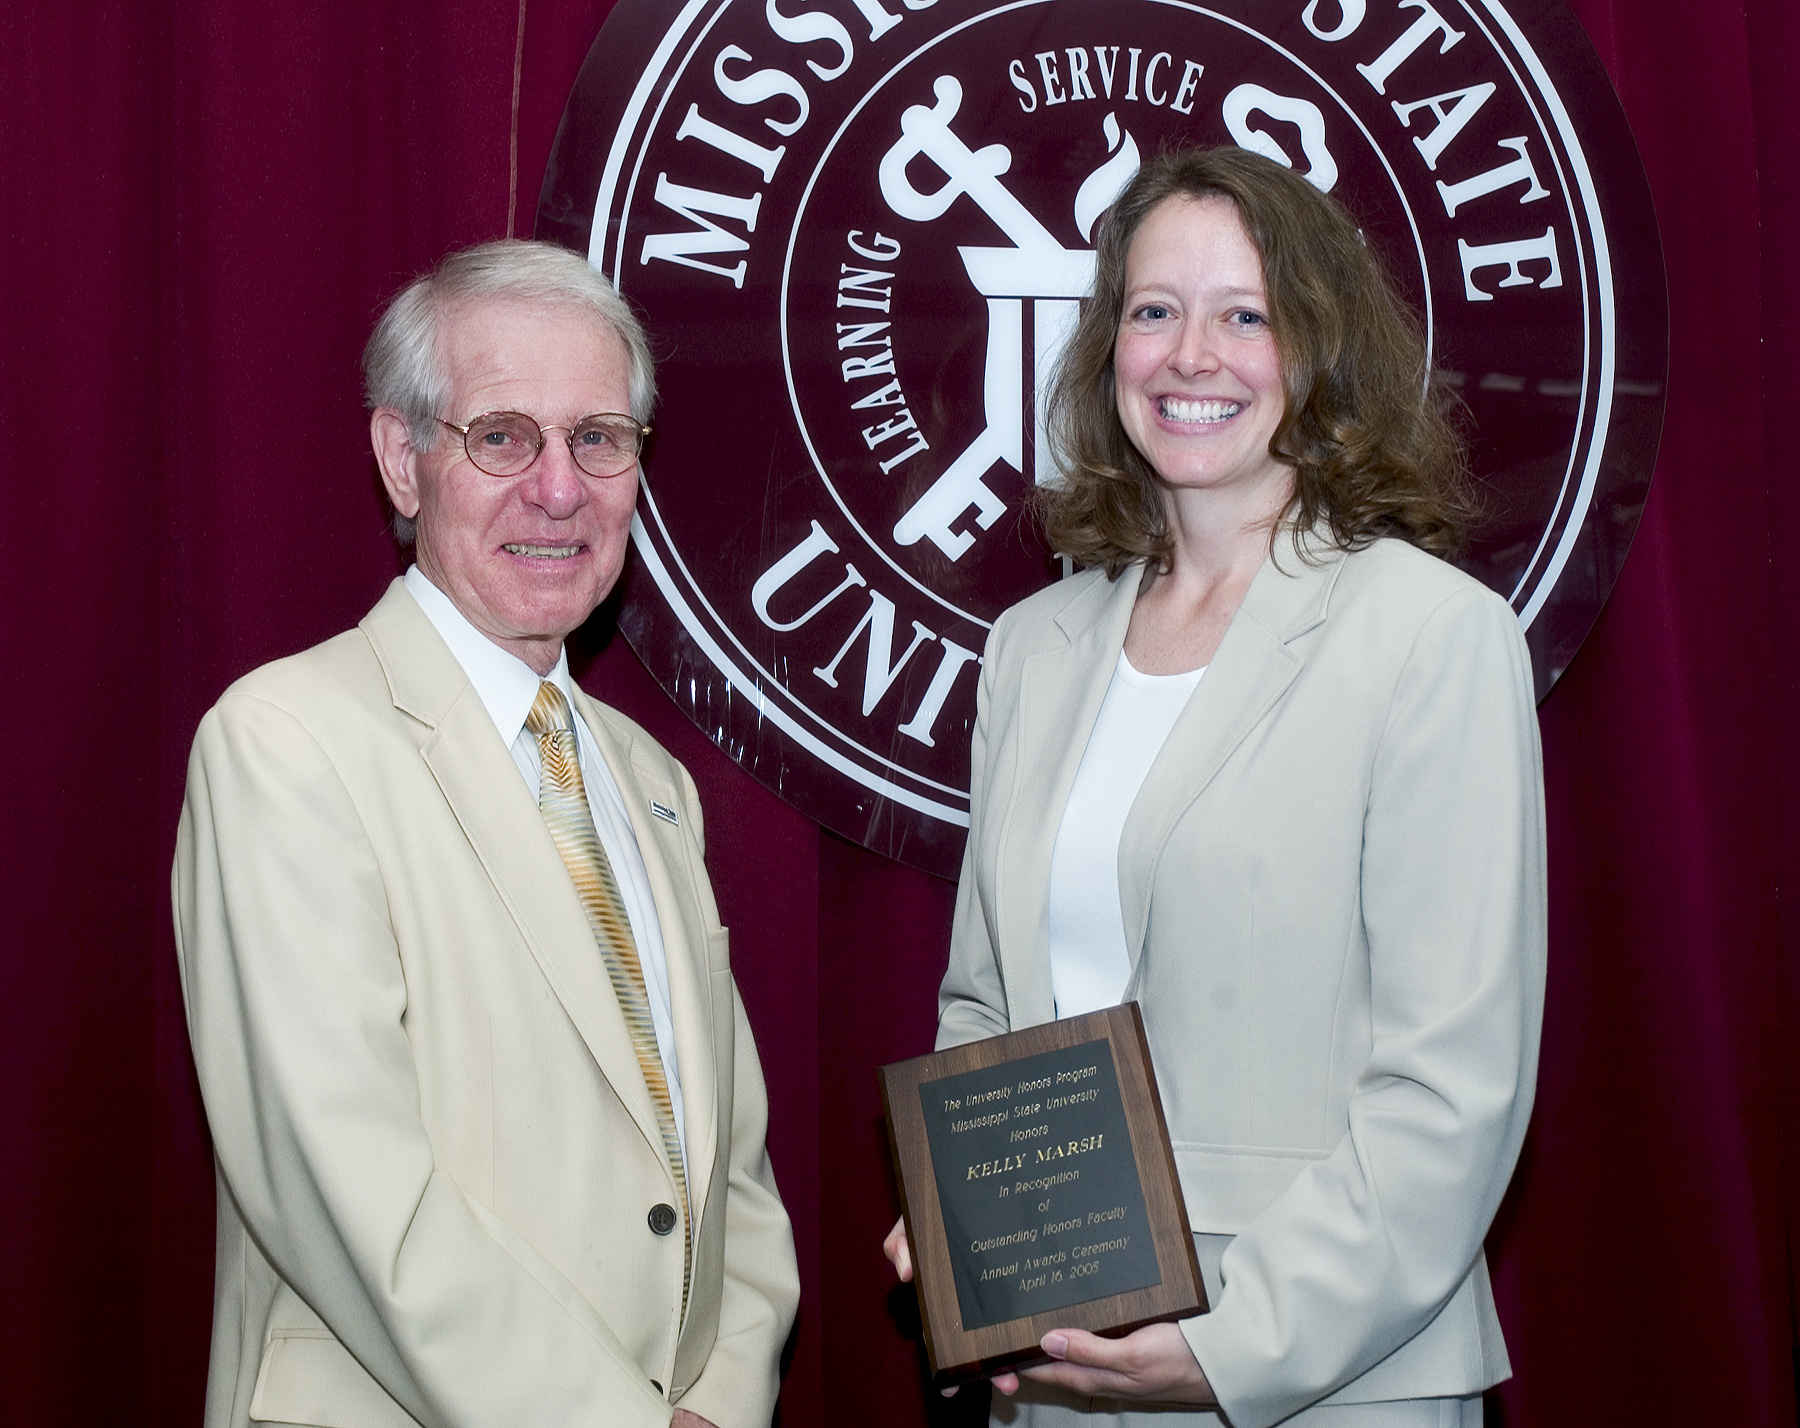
[{"left": 1041, "top": 146, "right": 1472, "bottom": 576}]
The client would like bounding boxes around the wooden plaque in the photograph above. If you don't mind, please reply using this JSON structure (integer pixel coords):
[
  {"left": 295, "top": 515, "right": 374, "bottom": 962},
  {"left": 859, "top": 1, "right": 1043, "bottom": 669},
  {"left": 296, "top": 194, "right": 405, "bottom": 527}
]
[{"left": 879, "top": 1004, "right": 1207, "bottom": 1386}]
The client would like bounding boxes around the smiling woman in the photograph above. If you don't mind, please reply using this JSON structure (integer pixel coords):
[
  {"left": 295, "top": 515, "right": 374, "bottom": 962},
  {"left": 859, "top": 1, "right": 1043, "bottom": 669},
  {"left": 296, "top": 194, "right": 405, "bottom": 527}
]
[
  {"left": 892, "top": 147, "right": 1547, "bottom": 1428},
  {"left": 1110, "top": 195, "right": 1289, "bottom": 516},
  {"left": 1042, "top": 146, "right": 1471, "bottom": 582}
]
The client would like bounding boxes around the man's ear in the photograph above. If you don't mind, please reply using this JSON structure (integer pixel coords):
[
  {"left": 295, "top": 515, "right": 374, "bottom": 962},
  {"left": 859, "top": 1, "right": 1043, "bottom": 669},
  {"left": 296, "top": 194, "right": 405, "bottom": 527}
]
[{"left": 371, "top": 408, "right": 423, "bottom": 518}]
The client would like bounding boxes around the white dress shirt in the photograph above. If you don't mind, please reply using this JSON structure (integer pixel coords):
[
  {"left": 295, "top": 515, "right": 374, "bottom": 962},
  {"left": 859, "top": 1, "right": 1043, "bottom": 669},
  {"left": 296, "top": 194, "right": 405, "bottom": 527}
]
[
  {"left": 404, "top": 565, "right": 687, "bottom": 1163},
  {"left": 1048, "top": 650, "right": 1205, "bottom": 1018}
]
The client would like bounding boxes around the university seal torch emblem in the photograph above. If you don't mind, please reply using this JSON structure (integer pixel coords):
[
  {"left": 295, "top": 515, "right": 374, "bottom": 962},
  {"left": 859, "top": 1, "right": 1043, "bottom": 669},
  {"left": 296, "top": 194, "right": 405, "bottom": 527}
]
[{"left": 539, "top": 0, "right": 1666, "bottom": 877}]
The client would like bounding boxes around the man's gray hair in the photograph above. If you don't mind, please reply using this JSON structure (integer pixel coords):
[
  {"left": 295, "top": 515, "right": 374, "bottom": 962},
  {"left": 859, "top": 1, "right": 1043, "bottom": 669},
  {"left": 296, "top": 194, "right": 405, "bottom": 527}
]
[{"left": 363, "top": 240, "right": 656, "bottom": 542}]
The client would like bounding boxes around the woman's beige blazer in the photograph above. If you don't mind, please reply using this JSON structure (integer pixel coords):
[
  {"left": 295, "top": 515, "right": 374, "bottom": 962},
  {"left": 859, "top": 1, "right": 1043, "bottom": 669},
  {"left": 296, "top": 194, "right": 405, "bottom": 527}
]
[
  {"left": 940, "top": 537, "right": 1546, "bottom": 1428},
  {"left": 173, "top": 581, "right": 798, "bottom": 1428}
]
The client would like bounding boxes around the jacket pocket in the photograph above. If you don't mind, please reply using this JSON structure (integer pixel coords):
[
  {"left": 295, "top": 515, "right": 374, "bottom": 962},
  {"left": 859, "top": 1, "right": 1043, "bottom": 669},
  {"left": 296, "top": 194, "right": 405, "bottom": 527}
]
[
  {"left": 249, "top": 1330, "right": 420, "bottom": 1427},
  {"left": 1170, "top": 1141, "right": 1330, "bottom": 1235}
]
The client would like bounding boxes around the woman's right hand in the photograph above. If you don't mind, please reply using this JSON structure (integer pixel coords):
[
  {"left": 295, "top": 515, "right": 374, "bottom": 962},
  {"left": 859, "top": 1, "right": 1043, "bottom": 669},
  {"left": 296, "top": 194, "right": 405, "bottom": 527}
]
[{"left": 883, "top": 1216, "right": 912, "bottom": 1282}]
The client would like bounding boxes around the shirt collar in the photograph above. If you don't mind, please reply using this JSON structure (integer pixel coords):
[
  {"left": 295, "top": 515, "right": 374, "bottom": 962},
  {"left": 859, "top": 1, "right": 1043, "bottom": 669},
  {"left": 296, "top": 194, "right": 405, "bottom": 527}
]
[{"left": 403, "top": 565, "right": 575, "bottom": 747}]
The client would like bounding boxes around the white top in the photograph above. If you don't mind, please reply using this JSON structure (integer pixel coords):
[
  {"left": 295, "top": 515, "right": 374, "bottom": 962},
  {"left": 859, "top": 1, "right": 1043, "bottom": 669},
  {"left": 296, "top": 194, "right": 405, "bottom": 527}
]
[
  {"left": 404, "top": 566, "right": 686, "bottom": 1163},
  {"left": 1048, "top": 651, "right": 1205, "bottom": 1018}
]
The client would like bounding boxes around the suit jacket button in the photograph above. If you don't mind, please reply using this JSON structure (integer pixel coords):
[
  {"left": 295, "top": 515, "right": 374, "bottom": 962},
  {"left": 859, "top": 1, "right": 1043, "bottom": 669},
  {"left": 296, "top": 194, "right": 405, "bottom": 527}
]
[{"left": 648, "top": 1203, "right": 678, "bottom": 1236}]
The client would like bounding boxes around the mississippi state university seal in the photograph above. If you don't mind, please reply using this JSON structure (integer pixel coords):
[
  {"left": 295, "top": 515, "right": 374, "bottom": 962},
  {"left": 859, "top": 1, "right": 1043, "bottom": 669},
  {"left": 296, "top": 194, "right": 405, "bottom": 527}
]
[{"left": 539, "top": 0, "right": 1666, "bottom": 876}]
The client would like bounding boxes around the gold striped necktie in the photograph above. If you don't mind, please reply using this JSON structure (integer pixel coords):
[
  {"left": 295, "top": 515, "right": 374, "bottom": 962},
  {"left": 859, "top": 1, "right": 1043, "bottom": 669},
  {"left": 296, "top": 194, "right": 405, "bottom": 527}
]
[{"left": 525, "top": 680, "right": 690, "bottom": 1316}]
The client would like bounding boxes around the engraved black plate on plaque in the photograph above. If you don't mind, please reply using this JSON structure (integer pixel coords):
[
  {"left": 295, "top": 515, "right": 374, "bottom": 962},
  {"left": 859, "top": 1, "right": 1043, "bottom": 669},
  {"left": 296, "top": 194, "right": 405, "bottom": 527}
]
[
  {"left": 880, "top": 1004, "right": 1206, "bottom": 1385},
  {"left": 918, "top": 1039, "right": 1161, "bottom": 1329}
]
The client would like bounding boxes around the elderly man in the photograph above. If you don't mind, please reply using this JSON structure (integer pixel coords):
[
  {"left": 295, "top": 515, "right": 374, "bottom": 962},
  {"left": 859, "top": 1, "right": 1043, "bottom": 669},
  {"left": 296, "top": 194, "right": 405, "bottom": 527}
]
[{"left": 173, "top": 240, "right": 798, "bottom": 1428}]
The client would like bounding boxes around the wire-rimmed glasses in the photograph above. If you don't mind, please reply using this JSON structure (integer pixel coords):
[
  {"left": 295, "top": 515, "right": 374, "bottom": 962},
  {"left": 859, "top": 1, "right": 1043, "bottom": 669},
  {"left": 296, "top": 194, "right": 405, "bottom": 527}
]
[{"left": 437, "top": 411, "right": 650, "bottom": 479}]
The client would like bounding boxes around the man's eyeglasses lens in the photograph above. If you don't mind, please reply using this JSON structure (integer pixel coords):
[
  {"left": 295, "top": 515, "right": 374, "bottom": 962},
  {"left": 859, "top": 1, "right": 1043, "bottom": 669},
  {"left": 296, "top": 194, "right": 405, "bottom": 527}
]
[{"left": 451, "top": 412, "right": 646, "bottom": 478}]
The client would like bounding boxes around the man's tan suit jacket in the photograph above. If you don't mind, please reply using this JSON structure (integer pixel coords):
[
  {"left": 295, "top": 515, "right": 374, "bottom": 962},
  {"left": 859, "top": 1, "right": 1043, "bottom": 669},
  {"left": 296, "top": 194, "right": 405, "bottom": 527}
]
[
  {"left": 174, "top": 581, "right": 798, "bottom": 1428},
  {"left": 940, "top": 538, "right": 1546, "bottom": 1428}
]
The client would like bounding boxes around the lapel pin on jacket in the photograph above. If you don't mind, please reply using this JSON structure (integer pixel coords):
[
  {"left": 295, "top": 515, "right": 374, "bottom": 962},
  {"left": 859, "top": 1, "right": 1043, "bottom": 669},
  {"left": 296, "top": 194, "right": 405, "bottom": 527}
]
[{"left": 650, "top": 800, "right": 680, "bottom": 826}]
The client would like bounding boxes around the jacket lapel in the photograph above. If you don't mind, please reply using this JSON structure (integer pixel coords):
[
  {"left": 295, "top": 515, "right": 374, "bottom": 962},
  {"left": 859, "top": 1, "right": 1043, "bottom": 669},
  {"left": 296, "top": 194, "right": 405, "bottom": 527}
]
[
  {"left": 360, "top": 582, "right": 673, "bottom": 1183},
  {"left": 573, "top": 690, "right": 720, "bottom": 1239},
  {"left": 994, "top": 571, "right": 1140, "bottom": 1024},
  {"left": 1116, "top": 540, "right": 1345, "bottom": 961}
]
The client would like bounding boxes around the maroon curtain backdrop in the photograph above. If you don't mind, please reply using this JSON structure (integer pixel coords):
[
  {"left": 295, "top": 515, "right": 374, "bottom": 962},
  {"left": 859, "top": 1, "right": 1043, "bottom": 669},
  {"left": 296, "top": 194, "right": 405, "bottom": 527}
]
[{"left": 2, "top": 1, "right": 1795, "bottom": 1424}]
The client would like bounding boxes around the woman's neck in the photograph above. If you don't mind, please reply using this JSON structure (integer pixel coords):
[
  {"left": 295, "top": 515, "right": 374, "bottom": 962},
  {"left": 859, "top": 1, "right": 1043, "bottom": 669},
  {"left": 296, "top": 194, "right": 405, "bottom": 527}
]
[
  {"left": 1159, "top": 469, "right": 1296, "bottom": 582},
  {"left": 1122, "top": 475, "right": 1295, "bottom": 675}
]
